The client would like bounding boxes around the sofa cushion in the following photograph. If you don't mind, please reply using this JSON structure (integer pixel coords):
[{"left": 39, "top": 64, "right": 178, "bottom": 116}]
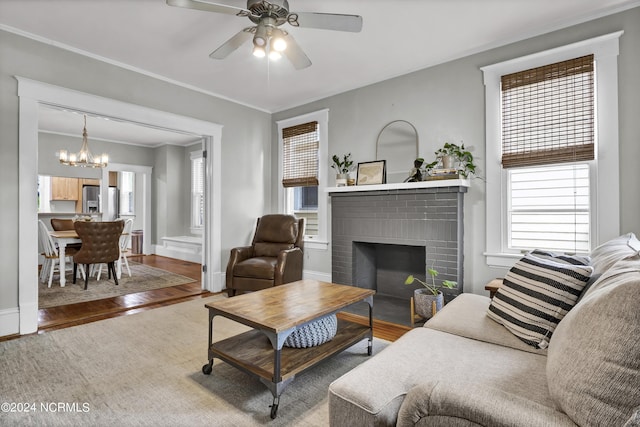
[
  {"left": 589, "top": 232, "right": 640, "bottom": 275},
  {"left": 581, "top": 252, "right": 640, "bottom": 300},
  {"left": 425, "top": 293, "right": 547, "bottom": 355},
  {"left": 487, "top": 253, "right": 593, "bottom": 349},
  {"left": 329, "top": 327, "right": 551, "bottom": 426},
  {"left": 397, "top": 381, "right": 577, "bottom": 427},
  {"left": 546, "top": 258, "right": 640, "bottom": 426}
]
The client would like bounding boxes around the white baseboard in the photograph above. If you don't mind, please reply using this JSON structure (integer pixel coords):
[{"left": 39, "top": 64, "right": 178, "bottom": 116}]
[
  {"left": 0, "top": 307, "right": 20, "bottom": 337},
  {"left": 154, "top": 236, "right": 203, "bottom": 264},
  {"left": 303, "top": 269, "right": 332, "bottom": 282},
  {"left": 210, "top": 271, "right": 224, "bottom": 293}
]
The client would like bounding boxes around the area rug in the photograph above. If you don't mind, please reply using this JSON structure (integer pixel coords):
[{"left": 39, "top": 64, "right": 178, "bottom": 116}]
[
  {"left": 38, "top": 262, "right": 196, "bottom": 308},
  {"left": 1, "top": 294, "right": 388, "bottom": 426}
]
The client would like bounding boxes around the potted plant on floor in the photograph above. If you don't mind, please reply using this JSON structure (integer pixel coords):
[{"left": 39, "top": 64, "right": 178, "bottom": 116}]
[
  {"left": 405, "top": 266, "right": 457, "bottom": 319},
  {"left": 331, "top": 153, "right": 354, "bottom": 186}
]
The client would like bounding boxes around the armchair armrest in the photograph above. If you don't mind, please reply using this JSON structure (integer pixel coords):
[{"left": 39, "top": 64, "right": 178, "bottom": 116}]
[
  {"left": 397, "top": 381, "right": 576, "bottom": 427},
  {"left": 225, "top": 246, "right": 253, "bottom": 289},
  {"left": 275, "top": 247, "right": 303, "bottom": 285}
]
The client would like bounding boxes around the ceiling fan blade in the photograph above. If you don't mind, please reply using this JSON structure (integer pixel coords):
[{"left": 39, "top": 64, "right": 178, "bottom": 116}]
[
  {"left": 288, "top": 12, "right": 363, "bottom": 33},
  {"left": 282, "top": 33, "right": 311, "bottom": 70},
  {"left": 166, "top": 0, "right": 252, "bottom": 17},
  {"left": 209, "top": 28, "right": 253, "bottom": 59}
]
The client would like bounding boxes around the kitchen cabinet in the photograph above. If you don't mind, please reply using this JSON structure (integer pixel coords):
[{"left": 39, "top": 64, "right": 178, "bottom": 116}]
[{"left": 51, "top": 177, "right": 79, "bottom": 200}]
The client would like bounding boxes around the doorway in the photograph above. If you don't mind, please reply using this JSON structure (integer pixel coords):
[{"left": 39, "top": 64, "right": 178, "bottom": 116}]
[{"left": 17, "top": 77, "right": 223, "bottom": 335}]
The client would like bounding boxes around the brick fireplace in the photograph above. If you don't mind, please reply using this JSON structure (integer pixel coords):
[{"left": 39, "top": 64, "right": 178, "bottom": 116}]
[{"left": 329, "top": 182, "right": 467, "bottom": 305}]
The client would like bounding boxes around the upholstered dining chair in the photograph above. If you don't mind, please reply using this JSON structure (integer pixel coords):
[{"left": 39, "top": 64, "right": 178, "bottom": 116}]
[
  {"left": 97, "top": 218, "right": 133, "bottom": 280},
  {"left": 38, "top": 220, "right": 81, "bottom": 287},
  {"left": 226, "top": 214, "right": 304, "bottom": 297},
  {"left": 72, "top": 220, "right": 124, "bottom": 290},
  {"left": 50, "top": 218, "right": 82, "bottom": 251}
]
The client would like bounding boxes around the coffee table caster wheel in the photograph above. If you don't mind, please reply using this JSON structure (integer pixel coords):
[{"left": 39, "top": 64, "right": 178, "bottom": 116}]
[
  {"left": 202, "top": 362, "right": 213, "bottom": 375},
  {"left": 270, "top": 396, "right": 279, "bottom": 419}
]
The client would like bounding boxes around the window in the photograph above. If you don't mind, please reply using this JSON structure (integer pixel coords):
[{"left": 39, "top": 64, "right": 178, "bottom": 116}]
[
  {"left": 501, "top": 55, "right": 594, "bottom": 253},
  {"left": 508, "top": 164, "right": 590, "bottom": 252},
  {"left": 119, "top": 171, "right": 135, "bottom": 215},
  {"left": 191, "top": 151, "right": 204, "bottom": 231},
  {"left": 277, "top": 109, "right": 329, "bottom": 249},
  {"left": 482, "top": 32, "right": 622, "bottom": 267}
]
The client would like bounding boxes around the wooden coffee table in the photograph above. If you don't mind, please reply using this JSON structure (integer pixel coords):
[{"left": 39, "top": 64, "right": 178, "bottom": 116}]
[{"left": 202, "top": 279, "right": 375, "bottom": 418}]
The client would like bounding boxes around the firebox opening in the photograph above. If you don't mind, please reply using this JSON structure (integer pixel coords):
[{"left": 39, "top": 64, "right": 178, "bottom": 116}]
[{"left": 341, "top": 242, "right": 427, "bottom": 326}]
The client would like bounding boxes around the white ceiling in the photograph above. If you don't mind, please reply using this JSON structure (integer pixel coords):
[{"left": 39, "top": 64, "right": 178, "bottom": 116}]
[{"left": 2, "top": 0, "right": 639, "bottom": 145}]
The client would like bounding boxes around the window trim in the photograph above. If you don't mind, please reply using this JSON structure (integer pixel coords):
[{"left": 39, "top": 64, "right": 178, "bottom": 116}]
[
  {"left": 481, "top": 31, "right": 622, "bottom": 268},
  {"left": 277, "top": 109, "right": 329, "bottom": 250}
]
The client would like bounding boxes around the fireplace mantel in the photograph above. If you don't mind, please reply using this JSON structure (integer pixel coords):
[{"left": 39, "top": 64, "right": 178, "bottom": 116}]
[{"left": 326, "top": 179, "right": 470, "bottom": 194}]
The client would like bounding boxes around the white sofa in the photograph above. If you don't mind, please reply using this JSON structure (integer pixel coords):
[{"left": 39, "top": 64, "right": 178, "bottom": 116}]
[{"left": 328, "top": 234, "right": 640, "bottom": 426}]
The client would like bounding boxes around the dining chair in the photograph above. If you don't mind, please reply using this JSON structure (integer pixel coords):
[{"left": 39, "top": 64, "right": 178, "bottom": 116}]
[
  {"left": 72, "top": 221, "right": 124, "bottom": 290},
  {"left": 50, "top": 217, "right": 82, "bottom": 250},
  {"left": 97, "top": 218, "right": 133, "bottom": 280},
  {"left": 38, "top": 220, "right": 80, "bottom": 287}
]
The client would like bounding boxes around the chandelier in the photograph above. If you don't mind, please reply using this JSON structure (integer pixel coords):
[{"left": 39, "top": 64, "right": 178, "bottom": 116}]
[{"left": 58, "top": 115, "right": 108, "bottom": 168}]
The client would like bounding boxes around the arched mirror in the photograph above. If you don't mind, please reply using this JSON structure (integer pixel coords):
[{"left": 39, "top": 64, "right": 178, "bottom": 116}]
[{"left": 376, "top": 120, "right": 419, "bottom": 183}]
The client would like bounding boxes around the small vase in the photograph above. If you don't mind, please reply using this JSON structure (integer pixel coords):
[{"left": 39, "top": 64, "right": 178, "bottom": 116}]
[
  {"left": 335, "top": 173, "right": 347, "bottom": 187},
  {"left": 413, "top": 289, "right": 444, "bottom": 319},
  {"left": 441, "top": 155, "right": 455, "bottom": 169}
]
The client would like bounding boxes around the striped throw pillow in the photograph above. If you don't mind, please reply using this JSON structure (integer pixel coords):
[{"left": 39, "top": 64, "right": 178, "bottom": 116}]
[
  {"left": 529, "top": 249, "right": 591, "bottom": 266},
  {"left": 487, "top": 253, "right": 593, "bottom": 349}
]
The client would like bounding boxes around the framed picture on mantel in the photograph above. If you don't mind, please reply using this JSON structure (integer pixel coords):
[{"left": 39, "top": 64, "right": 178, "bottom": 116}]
[{"left": 356, "top": 160, "right": 386, "bottom": 185}]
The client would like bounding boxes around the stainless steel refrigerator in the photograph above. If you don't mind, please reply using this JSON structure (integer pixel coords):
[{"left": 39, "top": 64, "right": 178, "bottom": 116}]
[
  {"left": 82, "top": 185, "right": 100, "bottom": 213},
  {"left": 105, "top": 187, "right": 119, "bottom": 221}
]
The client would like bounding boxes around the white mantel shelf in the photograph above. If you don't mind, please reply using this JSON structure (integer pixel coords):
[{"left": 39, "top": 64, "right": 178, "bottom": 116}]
[{"left": 325, "top": 179, "right": 470, "bottom": 194}]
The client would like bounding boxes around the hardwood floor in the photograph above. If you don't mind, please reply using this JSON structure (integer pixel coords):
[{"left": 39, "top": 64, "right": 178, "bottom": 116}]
[
  {"left": 2, "top": 255, "right": 410, "bottom": 342},
  {"left": 36, "top": 255, "right": 209, "bottom": 333}
]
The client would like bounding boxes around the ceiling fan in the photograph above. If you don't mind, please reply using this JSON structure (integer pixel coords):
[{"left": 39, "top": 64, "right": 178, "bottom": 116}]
[{"left": 167, "top": 0, "right": 363, "bottom": 70}]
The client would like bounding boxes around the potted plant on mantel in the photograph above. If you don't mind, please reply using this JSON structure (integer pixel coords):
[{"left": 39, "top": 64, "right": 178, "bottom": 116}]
[
  {"left": 331, "top": 153, "right": 353, "bottom": 187},
  {"left": 405, "top": 266, "right": 457, "bottom": 320},
  {"left": 434, "top": 142, "right": 476, "bottom": 178}
]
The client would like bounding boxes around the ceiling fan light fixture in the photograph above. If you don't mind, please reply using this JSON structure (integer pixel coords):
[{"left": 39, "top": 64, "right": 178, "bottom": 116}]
[
  {"left": 268, "top": 49, "right": 282, "bottom": 60},
  {"left": 271, "top": 29, "right": 287, "bottom": 52},
  {"left": 254, "top": 21, "right": 268, "bottom": 47},
  {"left": 252, "top": 45, "right": 266, "bottom": 57}
]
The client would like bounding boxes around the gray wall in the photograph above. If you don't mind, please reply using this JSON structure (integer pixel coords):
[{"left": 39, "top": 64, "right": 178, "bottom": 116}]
[
  {"left": 272, "top": 7, "right": 640, "bottom": 295},
  {"left": 0, "top": 29, "right": 272, "bottom": 312}
]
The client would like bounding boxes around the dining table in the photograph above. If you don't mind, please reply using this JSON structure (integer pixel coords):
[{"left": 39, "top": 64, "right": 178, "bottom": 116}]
[{"left": 49, "top": 230, "right": 128, "bottom": 287}]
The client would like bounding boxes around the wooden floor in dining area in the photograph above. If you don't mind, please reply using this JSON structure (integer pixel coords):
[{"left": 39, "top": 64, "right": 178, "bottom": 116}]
[
  {"left": 37, "top": 255, "right": 208, "bottom": 333},
  {"left": 33, "top": 254, "right": 410, "bottom": 342}
]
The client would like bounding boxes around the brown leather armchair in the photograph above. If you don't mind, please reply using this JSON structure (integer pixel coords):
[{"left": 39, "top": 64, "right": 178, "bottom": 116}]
[
  {"left": 72, "top": 221, "right": 124, "bottom": 290},
  {"left": 226, "top": 214, "right": 304, "bottom": 297}
]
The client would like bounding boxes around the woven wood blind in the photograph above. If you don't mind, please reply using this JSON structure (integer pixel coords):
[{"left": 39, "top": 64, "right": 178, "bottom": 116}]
[
  {"left": 282, "top": 121, "right": 319, "bottom": 187},
  {"left": 501, "top": 55, "right": 594, "bottom": 168}
]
